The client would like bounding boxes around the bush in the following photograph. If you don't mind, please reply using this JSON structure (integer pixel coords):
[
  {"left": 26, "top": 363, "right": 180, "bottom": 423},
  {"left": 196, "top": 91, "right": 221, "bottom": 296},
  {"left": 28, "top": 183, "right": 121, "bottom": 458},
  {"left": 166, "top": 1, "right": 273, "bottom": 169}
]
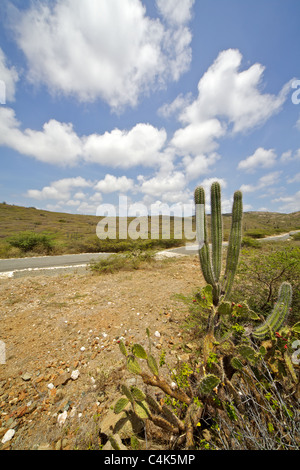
[
  {"left": 89, "top": 250, "right": 155, "bottom": 274},
  {"left": 241, "top": 236, "right": 261, "bottom": 248},
  {"left": 7, "top": 231, "right": 54, "bottom": 254}
]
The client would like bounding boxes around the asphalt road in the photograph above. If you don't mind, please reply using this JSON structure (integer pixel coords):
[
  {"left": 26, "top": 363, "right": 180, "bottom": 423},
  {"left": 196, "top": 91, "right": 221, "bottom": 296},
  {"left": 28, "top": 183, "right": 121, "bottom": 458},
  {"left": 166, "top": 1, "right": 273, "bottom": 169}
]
[
  {"left": 0, "top": 252, "right": 111, "bottom": 278},
  {"left": 0, "top": 230, "right": 299, "bottom": 278}
]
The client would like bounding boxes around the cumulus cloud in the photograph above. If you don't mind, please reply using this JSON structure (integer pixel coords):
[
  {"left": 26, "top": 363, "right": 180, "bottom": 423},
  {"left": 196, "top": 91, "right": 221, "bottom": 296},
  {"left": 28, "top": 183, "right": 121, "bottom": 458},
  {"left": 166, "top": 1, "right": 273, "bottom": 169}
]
[
  {"left": 238, "top": 148, "right": 277, "bottom": 172},
  {"left": 240, "top": 171, "right": 281, "bottom": 193},
  {"left": 95, "top": 174, "right": 134, "bottom": 193},
  {"left": 156, "top": 0, "right": 195, "bottom": 25},
  {"left": 0, "top": 47, "right": 19, "bottom": 102},
  {"left": 137, "top": 171, "right": 186, "bottom": 198},
  {"left": 10, "top": 0, "right": 194, "bottom": 111},
  {"left": 179, "top": 49, "right": 291, "bottom": 133},
  {"left": 0, "top": 108, "right": 83, "bottom": 166},
  {"left": 157, "top": 92, "right": 192, "bottom": 118},
  {"left": 183, "top": 153, "right": 221, "bottom": 180},
  {"left": 171, "top": 119, "right": 225, "bottom": 156},
  {"left": 26, "top": 177, "right": 92, "bottom": 200},
  {"left": 0, "top": 108, "right": 168, "bottom": 168},
  {"left": 83, "top": 123, "right": 167, "bottom": 168}
]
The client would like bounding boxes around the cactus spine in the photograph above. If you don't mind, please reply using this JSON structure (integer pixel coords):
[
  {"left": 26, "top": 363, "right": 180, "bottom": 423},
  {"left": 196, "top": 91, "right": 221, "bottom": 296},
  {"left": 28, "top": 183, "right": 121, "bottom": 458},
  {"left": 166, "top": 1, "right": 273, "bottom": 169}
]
[
  {"left": 194, "top": 182, "right": 243, "bottom": 305},
  {"left": 252, "top": 282, "right": 292, "bottom": 340}
]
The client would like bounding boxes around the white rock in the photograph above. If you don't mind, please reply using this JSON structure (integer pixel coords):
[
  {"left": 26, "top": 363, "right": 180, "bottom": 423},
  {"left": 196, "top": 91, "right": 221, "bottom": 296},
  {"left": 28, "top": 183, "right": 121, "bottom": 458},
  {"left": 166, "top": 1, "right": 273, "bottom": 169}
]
[
  {"left": 71, "top": 370, "right": 80, "bottom": 380},
  {"left": 154, "top": 331, "right": 161, "bottom": 338},
  {"left": 80, "top": 346, "right": 85, "bottom": 352},
  {"left": 1, "top": 429, "right": 15, "bottom": 444},
  {"left": 57, "top": 410, "right": 68, "bottom": 426},
  {"left": 47, "top": 383, "right": 55, "bottom": 390}
]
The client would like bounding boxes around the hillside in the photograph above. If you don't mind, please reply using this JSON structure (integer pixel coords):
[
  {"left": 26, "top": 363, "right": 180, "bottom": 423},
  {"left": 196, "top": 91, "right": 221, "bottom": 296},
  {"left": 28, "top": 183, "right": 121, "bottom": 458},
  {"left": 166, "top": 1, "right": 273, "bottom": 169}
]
[{"left": 0, "top": 202, "right": 300, "bottom": 258}]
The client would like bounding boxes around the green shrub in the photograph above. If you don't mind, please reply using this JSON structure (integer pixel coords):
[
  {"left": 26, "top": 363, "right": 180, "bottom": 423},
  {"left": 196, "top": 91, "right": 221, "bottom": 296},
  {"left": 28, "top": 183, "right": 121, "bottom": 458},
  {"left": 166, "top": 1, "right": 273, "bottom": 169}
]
[
  {"left": 244, "top": 229, "right": 267, "bottom": 239},
  {"left": 7, "top": 231, "right": 54, "bottom": 254},
  {"left": 241, "top": 236, "right": 262, "bottom": 248}
]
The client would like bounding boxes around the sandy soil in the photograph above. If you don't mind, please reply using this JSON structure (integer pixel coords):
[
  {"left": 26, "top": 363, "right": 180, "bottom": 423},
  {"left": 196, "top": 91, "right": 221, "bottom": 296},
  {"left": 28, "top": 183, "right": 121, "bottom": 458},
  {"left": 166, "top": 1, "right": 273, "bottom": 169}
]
[{"left": 0, "top": 255, "right": 204, "bottom": 450}]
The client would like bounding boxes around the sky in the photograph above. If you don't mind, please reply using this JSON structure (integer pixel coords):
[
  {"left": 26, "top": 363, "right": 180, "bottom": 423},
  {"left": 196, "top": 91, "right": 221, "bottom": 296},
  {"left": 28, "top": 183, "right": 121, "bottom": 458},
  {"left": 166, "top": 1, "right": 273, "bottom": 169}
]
[{"left": 0, "top": 0, "right": 299, "bottom": 219}]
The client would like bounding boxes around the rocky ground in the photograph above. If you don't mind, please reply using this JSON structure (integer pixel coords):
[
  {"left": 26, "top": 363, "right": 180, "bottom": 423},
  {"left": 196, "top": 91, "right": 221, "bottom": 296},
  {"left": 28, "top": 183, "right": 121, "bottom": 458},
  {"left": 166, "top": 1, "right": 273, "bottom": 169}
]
[{"left": 0, "top": 254, "right": 204, "bottom": 450}]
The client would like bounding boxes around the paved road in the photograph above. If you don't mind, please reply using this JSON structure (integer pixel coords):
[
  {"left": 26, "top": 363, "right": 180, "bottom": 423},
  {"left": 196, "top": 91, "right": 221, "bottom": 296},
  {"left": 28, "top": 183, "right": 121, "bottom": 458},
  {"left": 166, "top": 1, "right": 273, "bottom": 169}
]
[
  {"left": 0, "top": 252, "right": 111, "bottom": 278},
  {"left": 0, "top": 230, "right": 299, "bottom": 278}
]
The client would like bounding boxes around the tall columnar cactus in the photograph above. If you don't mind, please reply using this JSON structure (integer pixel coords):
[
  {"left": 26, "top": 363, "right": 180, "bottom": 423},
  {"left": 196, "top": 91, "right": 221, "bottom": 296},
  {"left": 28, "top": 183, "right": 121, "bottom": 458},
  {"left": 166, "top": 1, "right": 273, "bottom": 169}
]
[
  {"left": 194, "top": 182, "right": 243, "bottom": 305},
  {"left": 252, "top": 282, "right": 293, "bottom": 340}
]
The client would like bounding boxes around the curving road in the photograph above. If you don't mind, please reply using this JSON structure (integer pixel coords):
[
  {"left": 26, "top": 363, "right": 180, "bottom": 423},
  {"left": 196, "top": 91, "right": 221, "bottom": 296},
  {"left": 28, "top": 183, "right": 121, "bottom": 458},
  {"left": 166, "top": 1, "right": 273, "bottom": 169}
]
[{"left": 0, "top": 230, "right": 299, "bottom": 279}]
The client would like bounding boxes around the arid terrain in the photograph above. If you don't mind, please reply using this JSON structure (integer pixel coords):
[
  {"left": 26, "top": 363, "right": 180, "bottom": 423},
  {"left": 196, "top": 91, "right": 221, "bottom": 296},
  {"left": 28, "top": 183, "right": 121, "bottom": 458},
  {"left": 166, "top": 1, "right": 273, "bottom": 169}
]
[{"left": 0, "top": 255, "right": 204, "bottom": 450}]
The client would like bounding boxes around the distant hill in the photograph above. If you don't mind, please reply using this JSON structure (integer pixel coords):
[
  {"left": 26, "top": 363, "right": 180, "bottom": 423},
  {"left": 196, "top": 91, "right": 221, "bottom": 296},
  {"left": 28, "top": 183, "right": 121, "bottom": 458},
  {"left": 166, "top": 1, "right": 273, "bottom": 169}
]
[{"left": 0, "top": 202, "right": 299, "bottom": 258}]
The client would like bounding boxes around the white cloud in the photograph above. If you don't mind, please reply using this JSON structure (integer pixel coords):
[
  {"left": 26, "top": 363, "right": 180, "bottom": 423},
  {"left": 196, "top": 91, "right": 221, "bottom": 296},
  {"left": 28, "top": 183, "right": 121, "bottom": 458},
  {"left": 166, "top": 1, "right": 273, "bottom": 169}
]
[
  {"left": 95, "top": 174, "right": 134, "bottom": 193},
  {"left": 156, "top": 0, "right": 195, "bottom": 25},
  {"left": 158, "top": 92, "right": 192, "bottom": 118},
  {"left": 171, "top": 119, "right": 225, "bottom": 156},
  {"left": 183, "top": 153, "right": 220, "bottom": 180},
  {"left": 83, "top": 123, "right": 167, "bottom": 168},
  {"left": 179, "top": 49, "right": 291, "bottom": 133},
  {"left": 272, "top": 191, "right": 300, "bottom": 213},
  {"left": 238, "top": 147, "right": 277, "bottom": 172},
  {"left": 0, "top": 108, "right": 167, "bottom": 168},
  {"left": 138, "top": 171, "right": 186, "bottom": 198},
  {"left": 11, "top": 0, "right": 193, "bottom": 111},
  {"left": 280, "top": 148, "right": 300, "bottom": 163},
  {"left": 26, "top": 177, "right": 92, "bottom": 200},
  {"left": 287, "top": 172, "right": 300, "bottom": 184},
  {"left": 0, "top": 108, "right": 83, "bottom": 166},
  {"left": 240, "top": 171, "right": 281, "bottom": 193},
  {"left": 0, "top": 47, "right": 19, "bottom": 102}
]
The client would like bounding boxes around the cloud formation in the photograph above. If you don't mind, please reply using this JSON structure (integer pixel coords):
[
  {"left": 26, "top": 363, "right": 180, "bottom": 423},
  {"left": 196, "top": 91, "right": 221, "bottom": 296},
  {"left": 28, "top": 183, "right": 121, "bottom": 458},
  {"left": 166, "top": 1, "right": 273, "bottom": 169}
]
[
  {"left": 238, "top": 148, "right": 277, "bottom": 172},
  {"left": 10, "top": 0, "right": 194, "bottom": 111}
]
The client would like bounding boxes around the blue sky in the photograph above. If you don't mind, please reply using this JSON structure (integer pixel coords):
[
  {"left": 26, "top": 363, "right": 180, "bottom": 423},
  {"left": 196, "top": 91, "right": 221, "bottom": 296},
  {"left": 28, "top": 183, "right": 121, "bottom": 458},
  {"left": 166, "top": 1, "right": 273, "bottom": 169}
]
[{"left": 0, "top": 0, "right": 299, "bottom": 217}]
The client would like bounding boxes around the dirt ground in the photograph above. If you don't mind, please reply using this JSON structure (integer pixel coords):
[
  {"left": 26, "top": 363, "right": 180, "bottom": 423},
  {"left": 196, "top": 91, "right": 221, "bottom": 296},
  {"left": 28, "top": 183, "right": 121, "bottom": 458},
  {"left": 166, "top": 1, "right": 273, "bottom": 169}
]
[{"left": 0, "top": 254, "right": 204, "bottom": 450}]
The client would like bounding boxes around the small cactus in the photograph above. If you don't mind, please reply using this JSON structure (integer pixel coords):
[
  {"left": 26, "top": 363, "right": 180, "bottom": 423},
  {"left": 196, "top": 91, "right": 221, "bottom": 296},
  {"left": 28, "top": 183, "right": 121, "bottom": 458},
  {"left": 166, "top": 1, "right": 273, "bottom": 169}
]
[
  {"left": 198, "top": 374, "right": 220, "bottom": 395},
  {"left": 252, "top": 282, "right": 293, "bottom": 340}
]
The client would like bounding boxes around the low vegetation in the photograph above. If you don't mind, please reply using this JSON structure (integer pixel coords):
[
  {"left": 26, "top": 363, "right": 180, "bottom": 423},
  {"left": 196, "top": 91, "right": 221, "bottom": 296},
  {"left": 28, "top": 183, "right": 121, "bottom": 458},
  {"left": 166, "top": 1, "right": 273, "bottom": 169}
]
[{"left": 104, "top": 183, "right": 299, "bottom": 451}]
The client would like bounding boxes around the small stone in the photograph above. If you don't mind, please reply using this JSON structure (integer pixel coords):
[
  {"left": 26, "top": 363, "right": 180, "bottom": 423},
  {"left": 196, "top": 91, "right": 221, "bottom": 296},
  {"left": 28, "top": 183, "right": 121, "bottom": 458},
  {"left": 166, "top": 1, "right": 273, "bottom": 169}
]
[
  {"left": 1, "top": 429, "right": 15, "bottom": 444},
  {"left": 57, "top": 410, "right": 68, "bottom": 427},
  {"left": 55, "top": 439, "right": 62, "bottom": 451},
  {"left": 47, "top": 383, "right": 55, "bottom": 390},
  {"left": 21, "top": 373, "right": 31, "bottom": 382},
  {"left": 71, "top": 370, "right": 80, "bottom": 381},
  {"left": 80, "top": 347, "right": 85, "bottom": 352},
  {"left": 154, "top": 331, "right": 161, "bottom": 338}
]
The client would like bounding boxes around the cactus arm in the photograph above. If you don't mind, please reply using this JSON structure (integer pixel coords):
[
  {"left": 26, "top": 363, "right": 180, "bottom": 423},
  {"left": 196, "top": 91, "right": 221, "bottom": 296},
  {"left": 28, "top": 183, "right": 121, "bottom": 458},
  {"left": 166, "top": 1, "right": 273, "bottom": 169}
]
[
  {"left": 211, "top": 182, "right": 223, "bottom": 282},
  {"left": 222, "top": 190, "right": 243, "bottom": 300},
  {"left": 252, "top": 282, "right": 292, "bottom": 340},
  {"left": 194, "top": 186, "right": 215, "bottom": 288}
]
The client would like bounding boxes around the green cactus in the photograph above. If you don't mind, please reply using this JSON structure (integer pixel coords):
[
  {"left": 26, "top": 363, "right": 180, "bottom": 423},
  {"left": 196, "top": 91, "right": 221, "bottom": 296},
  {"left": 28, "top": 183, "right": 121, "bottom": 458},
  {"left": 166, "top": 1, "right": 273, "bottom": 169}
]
[
  {"left": 222, "top": 190, "right": 243, "bottom": 300},
  {"left": 198, "top": 374, "right": 220, "bottom": 395},
  {"left": 252, "top": 282, "right": 292, "bottom": 340},
  {"left": 194, "top": 182, "right": 243, "bottom": 305}
]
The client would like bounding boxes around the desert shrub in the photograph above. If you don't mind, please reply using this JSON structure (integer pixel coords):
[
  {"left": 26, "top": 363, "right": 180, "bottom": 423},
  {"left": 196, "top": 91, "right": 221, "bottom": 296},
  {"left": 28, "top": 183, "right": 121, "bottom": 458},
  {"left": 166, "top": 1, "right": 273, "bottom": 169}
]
[
  {"left": 7, "top": 231, "right": 54, "bottom": 254},
  {"left": 291, "top": 232, "right": 300, "bottom": 241},
  {"left": 89, "top": 250, "right": 155, "bottom": 274},
  {"left": 244, "top": 229, "right": 268, "bottom": 239},
  {"left": 241, "top": 236, "right": 262, "bottom": 248}
]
